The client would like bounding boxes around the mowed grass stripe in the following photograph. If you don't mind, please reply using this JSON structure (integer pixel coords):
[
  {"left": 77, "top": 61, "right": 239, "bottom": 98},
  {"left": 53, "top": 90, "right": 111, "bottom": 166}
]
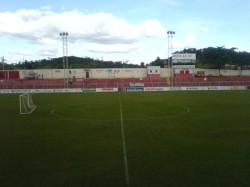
[{"left": 118, "top": 92, "right": 130, "bottom": 187}]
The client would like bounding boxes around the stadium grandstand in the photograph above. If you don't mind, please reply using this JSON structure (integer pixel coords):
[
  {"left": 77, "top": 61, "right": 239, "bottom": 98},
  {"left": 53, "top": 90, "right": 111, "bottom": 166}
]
[{"left": 1, "top": 66, "right": 250, "bottom": 89}]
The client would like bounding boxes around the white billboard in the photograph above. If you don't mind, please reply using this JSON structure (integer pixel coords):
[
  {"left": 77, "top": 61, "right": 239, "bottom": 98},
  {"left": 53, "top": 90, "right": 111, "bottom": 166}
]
[
  {"left": 172, "top": 53, "right": 196, "bottom": 64},
  {"left": 172, "top": 54, "right": 196, "bottom": 60}
]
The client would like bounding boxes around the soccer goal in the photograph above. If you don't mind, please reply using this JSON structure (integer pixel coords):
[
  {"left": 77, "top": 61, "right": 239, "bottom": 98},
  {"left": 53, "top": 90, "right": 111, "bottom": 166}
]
[{"left": 19, "top": 92, "right": 37, "bottom": 114}]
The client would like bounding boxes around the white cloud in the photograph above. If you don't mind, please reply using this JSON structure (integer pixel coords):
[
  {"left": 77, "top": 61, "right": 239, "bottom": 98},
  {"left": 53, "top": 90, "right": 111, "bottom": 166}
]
[
  {"left": 5, "top": 56, "right": 25, "bottom": 64},
  {"left": 141, "top": 20, "right": 166, "bottom": 37},
  {"left": 199, "top": 27, "right": 209, "bottom": 32},
  {"left": 0, "top": 9, "right": 166, "bottom": 52},
  {"left": 87, "top": 43, "right": 140, "bottom": 53},
  {"left": 173, "top": 33, "right": 196, "bottom": 49},
  {"left": 37, "top": 48, "right": 58, "bottom": 56},
  {"left": 41, "top": 6, "right": 51, "bottom": 11},
  {"left": 9, "top": 49, "right": 33, "bottom": 56},
  {"left": 0, "top": 7, "right": 167, "bottom": 61}
]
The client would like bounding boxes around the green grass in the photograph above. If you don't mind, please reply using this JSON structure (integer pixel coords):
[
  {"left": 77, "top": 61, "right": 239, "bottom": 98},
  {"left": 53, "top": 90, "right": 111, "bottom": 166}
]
[{"left": 0, "top": 91, "right": 250, "bottom": 187}]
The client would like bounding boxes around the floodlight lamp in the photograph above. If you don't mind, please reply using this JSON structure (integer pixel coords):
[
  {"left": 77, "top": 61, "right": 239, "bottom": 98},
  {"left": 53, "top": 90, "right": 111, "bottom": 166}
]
[
  {"left": 167, "top": 31, "right": 175, "bottom": 35},
  {"left": 60, "top": 32, "right": 68, "bottom": 36}
]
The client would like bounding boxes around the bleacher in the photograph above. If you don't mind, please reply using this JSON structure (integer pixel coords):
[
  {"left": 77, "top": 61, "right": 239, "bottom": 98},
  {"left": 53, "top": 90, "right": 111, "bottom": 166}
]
[
  {"left": 0, "top": 79, "right": 64, "bottom": 89},
  {"left": 73, "top": 77, "right": 168, "bottom": 88},
  {"left": 174, "top": 75, "right": 250, "bottom": 87},
  {"left": 1, "top": 71, "right": 250, "bottom": 89}
]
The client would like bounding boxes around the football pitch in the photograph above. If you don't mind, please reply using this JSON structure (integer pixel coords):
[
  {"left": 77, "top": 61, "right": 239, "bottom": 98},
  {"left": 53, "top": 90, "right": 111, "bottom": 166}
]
[{"left": 0, "top": 91, "right": 250, "bottom": 187}]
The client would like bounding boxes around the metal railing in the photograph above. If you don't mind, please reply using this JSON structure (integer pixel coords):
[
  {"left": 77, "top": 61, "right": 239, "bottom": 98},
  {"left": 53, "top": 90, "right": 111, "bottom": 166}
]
[{"left": 1, "top": 81, "right": 250, "bottom": 89}]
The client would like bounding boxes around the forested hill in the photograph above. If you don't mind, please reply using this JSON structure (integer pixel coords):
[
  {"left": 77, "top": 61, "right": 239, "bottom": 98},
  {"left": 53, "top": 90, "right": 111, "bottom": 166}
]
[
  {"left": 4, "top": 56, "right": 142, "bottom": 70},
  {"left": 149, "top": 47, "right": 250, "bottom": 69},
  {"left": 177, "top": 47, "right": 250, "bottom": 69},
  {"left": 3, "top": 47, "right": 250, "bottom": 70}
]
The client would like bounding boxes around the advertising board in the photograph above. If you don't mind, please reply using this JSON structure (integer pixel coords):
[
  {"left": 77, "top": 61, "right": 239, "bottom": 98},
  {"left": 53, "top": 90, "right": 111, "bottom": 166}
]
[
  {"left": 129, "top": 83, "right": 145, "bottom": 87},
  {"left": 172, "top": 65, "right": 195, "bottom": 69},
  {"left": 0, "top": 86, "right": 246, "bottom": 94},
  {"left": 124, "top": 87, "right": 144, "bottom": 92},
  {"left": 96, "top": 88, "right": 118, "bottom": 92},
  {"left": 172, "top": 53, "right": 196, "bottom": 60},
  {"left": 81, "top": 88, "right": 96, "bottom": 92},
  {"left": 172, "top": 54, "right": 196, "bottom": 68},
  {"left": 144, "top": 87, "right": 170, "bottom": 92}
]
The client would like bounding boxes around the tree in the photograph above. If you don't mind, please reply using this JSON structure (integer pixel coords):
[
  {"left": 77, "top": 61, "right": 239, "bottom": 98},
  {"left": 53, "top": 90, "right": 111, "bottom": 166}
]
[
  {"left": 149, "top": 57, "right": 165, "bottom": 67},
  {"left": 5, "top": 47, "right": 250, "bottom": 70},
  {"left": 177, "top": 47, "right": 250, "bottom": 69}
]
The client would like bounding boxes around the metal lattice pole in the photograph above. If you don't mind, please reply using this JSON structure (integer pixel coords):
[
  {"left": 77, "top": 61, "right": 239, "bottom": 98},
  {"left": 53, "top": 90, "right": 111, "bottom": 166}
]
[
  {"left": 167, "top": 31, "right": 175, "bottom": 86},
  {"left": 60, "top": 32, "right": 69, "bottom": 88}
]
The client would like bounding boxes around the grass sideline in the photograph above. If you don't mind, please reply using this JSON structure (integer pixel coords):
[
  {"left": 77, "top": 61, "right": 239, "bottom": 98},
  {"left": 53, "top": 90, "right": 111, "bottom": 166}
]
[{"left": 0, "top": 91, "right": 250, "bottom": 187}]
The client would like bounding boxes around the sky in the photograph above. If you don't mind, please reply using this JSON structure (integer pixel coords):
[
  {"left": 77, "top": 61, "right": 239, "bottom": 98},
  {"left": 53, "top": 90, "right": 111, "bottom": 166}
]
[{"left": 0, "top": 0, "right": 249, "bottom": 64}]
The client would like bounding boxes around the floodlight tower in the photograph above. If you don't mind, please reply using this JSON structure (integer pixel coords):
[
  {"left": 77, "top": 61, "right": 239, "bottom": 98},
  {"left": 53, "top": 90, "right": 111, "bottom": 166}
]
[
  {"left": 167, "top": 31, "right": 175, "bottom": 86},
  {"left": 1, "top": 56, "right": 6, "bottom": 79},
  {"left": 60, "top": 32, "right": 69, "bottom": 88},
  {"left": 1, "top": 56, "right": 5, "bottom": 71}
]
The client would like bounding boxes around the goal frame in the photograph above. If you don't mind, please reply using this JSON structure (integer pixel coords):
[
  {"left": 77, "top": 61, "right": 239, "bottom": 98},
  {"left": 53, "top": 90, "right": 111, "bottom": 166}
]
[{"left": 19, "top": 92, "right": 37, "bottom": 114}]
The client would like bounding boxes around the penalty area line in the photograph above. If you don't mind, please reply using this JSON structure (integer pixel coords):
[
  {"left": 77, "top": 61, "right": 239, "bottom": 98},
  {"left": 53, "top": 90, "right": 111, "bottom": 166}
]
[{"left": 118, "top": 92, "right": 130, "bottom": 187}]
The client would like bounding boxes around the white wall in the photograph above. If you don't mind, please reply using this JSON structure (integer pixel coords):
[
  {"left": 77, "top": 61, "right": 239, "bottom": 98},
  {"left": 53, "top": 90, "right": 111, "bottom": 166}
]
[
  {"left": 193, "top": 69, "right": 220, "bottom": 76},
  {"left": 19, "top": 68, "right": 149, "bottom": 79},
  {"left": 194, "top": 69, "right": 250, "bottom": 76},
  {"left": 19, "top": 68, "right": 250, "bottom": 79},
  {"left": 19, "top": 69, "right": 85, "bottom": 79},
  {"left": 220, "top": 70, "right": 241, "bottom": 76},
  {"left": 147, "top": 66, "right": 160, "bottom": 74},
  {"left": 241, "top": 70, "right": 250, "bottom": 76},
  {"left": 90, "top": 68, "right": 148, "bottom": 79},
  {"left": 160, "top": 68, "right": 169, "bottom": 77}
]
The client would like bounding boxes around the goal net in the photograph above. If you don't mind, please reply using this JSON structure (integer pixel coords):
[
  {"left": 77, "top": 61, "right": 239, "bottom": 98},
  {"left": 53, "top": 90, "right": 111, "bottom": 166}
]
[{"left": 19, "top": 92, "right": 37, "bottom": 114}]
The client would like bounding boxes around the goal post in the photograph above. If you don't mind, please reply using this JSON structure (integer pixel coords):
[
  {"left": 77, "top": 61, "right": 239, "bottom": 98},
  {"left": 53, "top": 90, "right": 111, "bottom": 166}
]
[{"left": 19, "top": 92, "right": 37, "bottom": 114}]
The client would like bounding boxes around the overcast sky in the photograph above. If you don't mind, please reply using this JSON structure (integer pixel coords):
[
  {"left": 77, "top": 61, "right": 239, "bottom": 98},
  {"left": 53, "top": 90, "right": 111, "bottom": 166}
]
[{"left": 0, "top": 0, "right": 249, "bottom": 64}]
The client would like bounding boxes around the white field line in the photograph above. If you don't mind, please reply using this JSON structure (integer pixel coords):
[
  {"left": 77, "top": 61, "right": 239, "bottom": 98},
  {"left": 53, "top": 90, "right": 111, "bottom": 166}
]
[{"left": 118, "top": 92, "right": 130, "bottom": 187}]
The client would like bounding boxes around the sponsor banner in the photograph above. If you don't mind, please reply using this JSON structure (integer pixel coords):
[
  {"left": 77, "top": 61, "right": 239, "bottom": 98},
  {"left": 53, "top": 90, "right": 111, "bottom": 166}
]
[
  {"left": 180, "top": 86, "right": 246, "bottom": 91},
  {"left": 51, "top": 89, "right": 82, "bottom": 93},
  {"left": 96, "top": 88, "right": 118, "bottom": 92},
  {"left": 183, "top": 86, "right": 222, "bottom": 91},
  {"left": 172, "top": 59, "right": 196, "bottom": 64},
  {"left": 207, "top": 86, "right": 226, "bottom": 91},
  {"left": 51, "top": 89, "right": 65, "bottom": 93},
  {"left": 184, "top": 87, "right": 208, "bottom": 91},
  {"left": 230, "top": 86, "right": 246, "bottom": 90},
  {"left": 34, "top": 89, "right": 54, "bottom": 93},
  {"left": 0, "top": 89, "right": 15, "bottom": 94},
  {"left": 129, "top": 82, "right": 145, "bottom": 87},
  {"left": 172, "top": 53, "right": 196, "bottom": 60},
  {"left": 144, "top": 87, "right": 169, "bottom": 92},
  {"left": 173, "top": 65, "right": 195, "bottom": 69},
  {"left": 168, "top": 87, "right": 182, "bottom": 91},
  {"left": 0, "top": 89, "right": 32, "bottom": 93},
  {"left": 124, "top": 87, "right": 144, "bottom": 92},
  {"left": 81, "top": 88, "right": 96, "bottom": 92},
  {"left": 0, "top": 86, "right": 246, "bottom": 94},
  {"left": 0, "top": 89, "right": 83, "bottom": 94},
  {"left": 172, "top": 53, "right": 196, "bottom": 65}
]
